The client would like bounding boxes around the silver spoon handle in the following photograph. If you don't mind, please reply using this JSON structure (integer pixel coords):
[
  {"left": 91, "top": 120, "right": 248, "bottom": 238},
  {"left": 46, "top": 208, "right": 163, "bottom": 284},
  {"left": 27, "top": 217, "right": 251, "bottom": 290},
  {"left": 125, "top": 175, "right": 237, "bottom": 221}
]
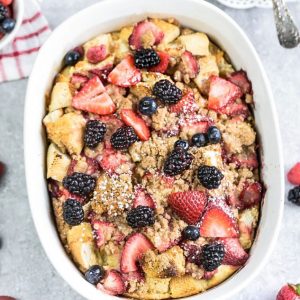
[{"left": 272, "top": 0, "right": 300, "bottom": 48}]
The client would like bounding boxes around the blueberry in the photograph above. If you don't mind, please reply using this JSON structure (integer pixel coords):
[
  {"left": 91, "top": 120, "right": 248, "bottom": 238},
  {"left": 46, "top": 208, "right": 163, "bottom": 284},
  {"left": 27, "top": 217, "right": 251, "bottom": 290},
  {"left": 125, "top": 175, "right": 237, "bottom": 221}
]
[
  {"left": 207, "top": 126, "right": 222, "bottom": 144},
  {"left": 174, "top": 139, "right": 189, "bottom": 151},
  {"left": 138, "top": 97, "right": 158, "bottom": 116},
  {"left": 191, "top": 133, "right": 207, "bottom": 147},
  {"left": 0, "top": 18, "right": 16, "bottom": 34},
  {"left": 182, "top": 225, "right": 200, "bottom": 241},
  {"left": 64, "top": 50, "right": 82, "bottom": 66},
  {"left": 85, "top": 265, "right": 106, "bottom": 285}
]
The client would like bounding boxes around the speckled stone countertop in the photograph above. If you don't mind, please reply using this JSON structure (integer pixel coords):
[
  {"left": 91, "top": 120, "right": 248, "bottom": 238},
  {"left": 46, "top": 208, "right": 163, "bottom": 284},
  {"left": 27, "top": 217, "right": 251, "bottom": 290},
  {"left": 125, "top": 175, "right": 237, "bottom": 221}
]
[{"left": 0, "top": 1, "right": 299, "bottom": 299}]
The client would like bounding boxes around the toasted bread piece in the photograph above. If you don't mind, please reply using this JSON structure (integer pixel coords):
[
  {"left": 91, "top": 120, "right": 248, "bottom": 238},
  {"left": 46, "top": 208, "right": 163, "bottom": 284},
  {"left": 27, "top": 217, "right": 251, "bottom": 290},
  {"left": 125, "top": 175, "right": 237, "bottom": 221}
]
[
  {"left": 74, "top": 55, "right": 114, "bottom": 74},
  {"left": 83, "top": 33, "right": 112, "bottom": 60},
  {"left": 125, "top": 277, "right": 171, "bottom": 299},
  {"left": 45, "top": 112, "right": 86, "bottom": 155},
  {"left": 49, "top": 82, "right": 73, "bottom": 112},
  {"left": 47, "top": 143, "right": 71, "bottom": 182},
  {"left": 194, "top": 55, "right": 219, "bottom": 94},
  {"left": 67, "top": 222, "right": 98, "bottom": 272},
  {"left": 152, "top": 19, "right": 180, "bottom": 44},
  {"left": 142, "top": 246, "right": 185, "bottom": 278},
  {"left": 177, "top": 33, "right": 210, "bottom": 56}
]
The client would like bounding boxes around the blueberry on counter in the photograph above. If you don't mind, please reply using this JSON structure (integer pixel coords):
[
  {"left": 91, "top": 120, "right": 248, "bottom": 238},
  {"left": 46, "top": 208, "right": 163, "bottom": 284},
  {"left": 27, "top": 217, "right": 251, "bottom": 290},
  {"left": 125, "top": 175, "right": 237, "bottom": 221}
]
[{"left": 0, "top": 18, "right": 16, "bottom": 34}]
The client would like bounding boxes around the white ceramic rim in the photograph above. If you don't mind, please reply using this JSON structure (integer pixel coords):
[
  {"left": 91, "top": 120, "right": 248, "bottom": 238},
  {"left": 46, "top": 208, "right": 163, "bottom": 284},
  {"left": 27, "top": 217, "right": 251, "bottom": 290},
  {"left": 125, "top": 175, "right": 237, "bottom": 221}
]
[
  {"left": 0, "top": 0, "right": 24, "bottom": 50},
  {"left": 24, "top": 0, "right": 284, "bottom": 299}
]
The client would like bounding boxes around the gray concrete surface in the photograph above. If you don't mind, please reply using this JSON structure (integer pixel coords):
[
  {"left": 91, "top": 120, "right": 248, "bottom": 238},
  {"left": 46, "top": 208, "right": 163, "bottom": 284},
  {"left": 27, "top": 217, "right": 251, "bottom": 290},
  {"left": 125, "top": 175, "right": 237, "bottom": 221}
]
[{"left": 0, "top": 0, "right": 299, "bottom": 299}]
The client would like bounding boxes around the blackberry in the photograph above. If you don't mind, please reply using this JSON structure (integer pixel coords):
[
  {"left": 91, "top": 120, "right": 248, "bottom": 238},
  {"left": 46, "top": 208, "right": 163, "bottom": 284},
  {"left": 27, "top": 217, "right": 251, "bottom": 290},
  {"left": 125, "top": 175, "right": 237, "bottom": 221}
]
[
  {"left": 207, "top": 126, "right": 222, "bottom": 144},
  {"left": 0, "top": 4, "right": 9, "bottom": 21},
  {"left": 164, "top": 148, "right": 193, "bottom": 176},
  {"left": 197, "top": 165, "right": 224, "bottom": 189},
  {"left": 134, "top": 48, "right": 160, "bottom": 69},
  {"left": 84, "top": 120, "right": 107, "bottom": 148},
  {"left": 182, "top": 225, "right": 200, "bottom": 241},
  {"left": 126, "top": 206, "right": 155, "bottom": 228},
  {"left": 64, "top": 50, "right": 82, "bottom": 66},
  {"left": 63, "top": 199, "right": 84, "bottom": 226},
  {"left": 63, "top": 172, "right": 96, "bottom": 196},
  {"left": 153, "top": 79, "right": 183, "bottom": 104},
  {"left": 85, "top": 265, "right": 106, "bottom": 285},
  {"left": 174, "top": 139, "right": 189, "bottom": 151},
  {"left": 288, "top": 186, "right": 300, "bottom": 206},
  {"left": 201, "top": 243, "right": 225, "bottom": 271},
  {"left": 111, "top": 126, "right": 138, "bottom": 150}
]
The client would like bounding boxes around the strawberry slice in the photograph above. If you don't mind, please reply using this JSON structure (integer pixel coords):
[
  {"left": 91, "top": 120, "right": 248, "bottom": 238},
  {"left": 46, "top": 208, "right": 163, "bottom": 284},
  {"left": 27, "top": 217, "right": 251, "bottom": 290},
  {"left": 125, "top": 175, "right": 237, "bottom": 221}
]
[
  {"left": 149, "top": 51, "right": 170, "bottom": 73},
  {"left": 108, "top": 56, "right": 141, "bottom": 87},
  {"left": 97, "top": 270, "right": 126, "bottom": 296},
  {"left": 219, "top": 238, "right": 249, "bottom": 266},
  {"left": 208, "top": 76, "right": 243, "bottom": 111},
  {"left": 180, "top": 51, "right": 199, "bottom": 78},
  {"left": 168, "top": 191, "right": 207, "bottom": 224},
  {"left": 92, "top": 220, "right": 115, "bottom": 248},
  {"left": 287, "top": 162, "right": 300, "bottom": 185},
  {"left": 0, "top": 0, "right": 12, "bottom": 5},
  {"left": 70, "top": 73, "right": 89, "bottom": 88},
  {"left": 199, "top": 201, "right": 239, "bottom": 238},
  {"left": 73, "top": 76, "right": 105, "bottom": 102},
  {"left": 133, "top": 187, "right": 155, "bottom": 209},
  {"left": 73, "top": 92, "right": 116, "bottom": 115},
  {"left": 240, "top": 182, "right": 262, "bottom": 208},
  {"left": 120, "top": 233, "right": 154, "bottom": 273},
  {"left": 99, "top": 148, "right": 130, "bottom": 174},
  {"left": 218, "top": 102, "right": 250, "bottom": 117},
  {"left": 169, "top": 91, "right": 198, "bottom": 114},
  {"left": 129, "top": 20, "right": 164, "bottom": 50},
  {"left": 86, "top": 45, "right": 107, "bottom": 64},
  {"left": 120, "top": 109, "right": 150, "bottom": 141},
  {"left": 179, "top": 115, "right": 213, "bottom": 136},
  {"left": 229, "top": 151, "right": 258, "bottom": 169},
  {"left": 227, "top": 70, "right": 252, "bottom": 95}
]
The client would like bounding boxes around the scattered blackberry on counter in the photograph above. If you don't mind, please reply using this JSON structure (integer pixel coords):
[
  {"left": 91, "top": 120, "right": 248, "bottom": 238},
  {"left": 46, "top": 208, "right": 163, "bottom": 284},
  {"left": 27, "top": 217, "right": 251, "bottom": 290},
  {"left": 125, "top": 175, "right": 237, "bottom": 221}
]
[
  {"left": 63, "top": 199, "right": 84, "bottom": 226},
  {"left": 63, "top": 172, "right": 96, "bottom": 196},
  {"left": 288, "top": 186, "right": 300, "bottom": 206},
  {"left": 0, "top": 4, "right": 9, "bottom": 21},
  {"left": 174, "top": 139, "right": 189, "bottom": 151},
  {"left": 134, "top": 48, "right": 160, "bottom": 69},
  {"left": 64, "top": 49, "right": 82, "bottom": 66},
  {"left": 84, "top": 120, "right": 107, "bottom": 148},
  {"left": 153, "top": 79, "right": 182, "bottom": 104},
  {"left": 0, "top": 18, "right": 15, "bottom": 34},
  {"left": 111, "top": 126, "right": 138, "bottom": 150},
  {"left": 191, "top": 133, "right": 207, "bottom": 148},
  {"left": 201, "top": 242, "right": 225, "bottom": 271},
  {"left": 138, "top": 97, "right": 158, "bottom": 116},
  {"left": 182, "top": 225, "right": 200, "bottom": 241},
  {"left": 85, "top": 265, "right": 106, "bottom": 285},
  {"left": 207, "top": 126, "right": 222, "bottom": 144},
  {"left": 126, "top": 205, "right": 155, "bottom": 228},
  {"left": 0, "top": 161, "right": 5, "bottom": 179},
  {"left": 164, "top": 147, "right": 193, "bottom": 176},
  {"left": 197, "top": 165, "right": 224, "bottom": 189}
]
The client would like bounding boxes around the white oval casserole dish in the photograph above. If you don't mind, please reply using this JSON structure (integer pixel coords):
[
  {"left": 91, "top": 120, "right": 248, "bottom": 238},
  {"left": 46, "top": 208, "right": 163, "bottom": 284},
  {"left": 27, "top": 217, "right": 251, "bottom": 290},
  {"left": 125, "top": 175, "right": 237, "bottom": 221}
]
[{"left": 24, "top": 0, "right": 284, "bottom": 299}]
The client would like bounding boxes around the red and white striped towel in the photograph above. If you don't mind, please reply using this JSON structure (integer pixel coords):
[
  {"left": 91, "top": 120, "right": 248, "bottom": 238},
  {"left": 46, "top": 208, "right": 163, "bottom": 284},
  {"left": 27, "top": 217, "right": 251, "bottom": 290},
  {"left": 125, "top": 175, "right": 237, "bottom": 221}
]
[{"left": 0, "top": 0, "right": 51, "bottom": 83}]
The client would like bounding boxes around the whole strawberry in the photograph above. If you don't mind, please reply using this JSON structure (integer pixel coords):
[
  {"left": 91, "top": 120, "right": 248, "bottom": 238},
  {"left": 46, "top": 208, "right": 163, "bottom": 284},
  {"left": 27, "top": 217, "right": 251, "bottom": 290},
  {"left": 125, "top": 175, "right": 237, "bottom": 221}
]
[
  {"left": 168, "top": 191, "right": 207, "bottom": 224},
  {"left": 277, "top": 283, "right": 300, "bottom": 300}
]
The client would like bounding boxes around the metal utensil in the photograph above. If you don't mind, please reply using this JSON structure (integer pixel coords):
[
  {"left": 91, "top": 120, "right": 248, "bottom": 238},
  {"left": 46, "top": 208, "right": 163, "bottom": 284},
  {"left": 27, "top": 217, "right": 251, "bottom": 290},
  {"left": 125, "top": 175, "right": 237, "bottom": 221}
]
[{"left": 272, "top": 0, "right": 300, "bottom": 48}]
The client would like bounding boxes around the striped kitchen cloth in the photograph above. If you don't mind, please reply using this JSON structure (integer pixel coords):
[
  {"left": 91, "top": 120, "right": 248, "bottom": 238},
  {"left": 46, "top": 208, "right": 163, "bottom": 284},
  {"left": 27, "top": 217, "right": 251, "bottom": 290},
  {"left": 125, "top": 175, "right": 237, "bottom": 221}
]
[{"left": 0, "top": 0, "right": 51, "bottom": 82}]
